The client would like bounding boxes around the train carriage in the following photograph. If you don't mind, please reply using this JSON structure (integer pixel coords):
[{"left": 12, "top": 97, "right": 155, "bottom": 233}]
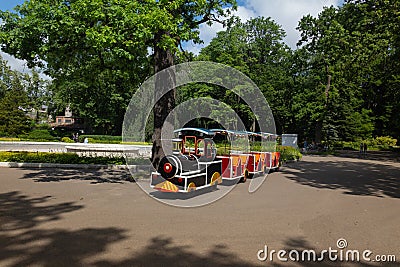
[
  {"left": 248, "top": 132, "right": 280, "bottom": 175},
  {"left": 210, "top": 129, "right": 280, "bottom": 182}
]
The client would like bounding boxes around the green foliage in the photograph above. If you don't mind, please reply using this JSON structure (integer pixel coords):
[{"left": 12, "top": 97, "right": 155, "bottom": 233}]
[
  {"left": 295, "top": 1, "right": 400, "bottom": 142},
  {"left": 85, "top": 138, "right": 95, "bottom": 143},
  {"left": 79, "top": 135, "right": 122, "bottom": 144},
  {"left": 0, "top": 85, "right": 32, "bottom": 136},
  {"left": 368, "top": 136, "right": 397, "bottom": 149},
  {"left": 332, "top": 136, "right": 398, "bottom": 151},
  {"left": 196, "top": 17, "right": 292, "bottom": 132},
  {"left": 0, "top": 151, "right": 148, "bottom": 165},
  {"left": 1, "top": 0, "right": 399, "bottom": 147},
  {"left": 277, "top": 146, "right": 302, "bottom": 162},
  {"left": 35, "top": 123, "right": 52, "bottom": 130},
  {"left": 0, "top": 0, "right": 236, "bottom": 135},
  {"left": 0, "top": 54, "right": 51, "bottom": 137},
  {"left": 0, "top": 137, "right": 20, "bottom": 141},
  {"left": 23, "top": 129, "right": 56, "bottom": 141},
  {"left": 61, "top": 137, "right": 74, "bottom": 143},
  {"left": 331, "top": 141, "right": 361, "bottom": 151}
]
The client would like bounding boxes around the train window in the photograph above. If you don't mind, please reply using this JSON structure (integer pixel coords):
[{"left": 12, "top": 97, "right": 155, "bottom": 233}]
[
  {"left": 184, "top": 136, "right": 196, "bottom": 155},
  {"left": 173, "top": 140, "right": 183, "bottom": 153},
  {"left": 197, "top": 139, "right": 205, "bottom": 156},
  {"left": 207, "top": 141, "right": 216, "bottom": 159}
]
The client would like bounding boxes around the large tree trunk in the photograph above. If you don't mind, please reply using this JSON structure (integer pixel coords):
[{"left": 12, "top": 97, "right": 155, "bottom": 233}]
[
  {"left": 151, "top": 31, "right": 176, "bottom": 169},
  {"left": 315, "top": 120, "right": 323, "bottom": 144},
  {"left": 316, "top": 65, "right": 332, "bottom": 144}
]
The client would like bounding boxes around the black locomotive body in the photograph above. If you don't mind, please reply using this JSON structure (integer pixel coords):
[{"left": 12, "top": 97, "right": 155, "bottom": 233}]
[{"left": 151, "top": 128, "right": 222, "bottom": 193}]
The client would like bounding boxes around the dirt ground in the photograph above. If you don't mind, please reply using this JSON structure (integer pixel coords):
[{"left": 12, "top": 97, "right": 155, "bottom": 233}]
[{"left": 0, "top": 155, "right": 399, "bottom": 266}]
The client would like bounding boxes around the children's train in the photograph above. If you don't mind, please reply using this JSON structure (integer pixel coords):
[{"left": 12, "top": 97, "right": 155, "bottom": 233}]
[{"left": 151, "top": 128, "right": 280, "bottom": 193}]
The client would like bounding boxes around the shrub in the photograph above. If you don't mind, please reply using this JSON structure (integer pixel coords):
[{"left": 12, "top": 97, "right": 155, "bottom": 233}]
[
  {"left": 0, "top": 137, "right": 20, "bottom": 141},
  {"left": 367, "top": 136, "right": 397, "bottom": 148},
  {"left": 0, "top": 151, "right": 148, "bottom": 165},
  {"left": 79, "top": 135, "right": 122, "bottom": 144},
  {"left": 331, "top": 136, "right": 397, "bottom": 151},
  {"left": 333, "top": 141, "right": 359, "bottom": 150},
  {"left": 25, "top": 129, "right": 57, "bottom": 141},
  {"left": 61, "top": 137, "right": 74, "bottom": 143},
  {"left": 35, "top": 123, "right": 52, "bottom": 130},
  {"left": 86, "top": 138, "right": 95, "bottom": 143},
  {"left": 277, "top": 145, "right": 302, "bottom": 162}
]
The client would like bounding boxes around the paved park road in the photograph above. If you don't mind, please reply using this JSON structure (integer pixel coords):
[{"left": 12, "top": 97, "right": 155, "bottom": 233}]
[{"left": 0, "top": 155, "right": 399, "bottom": 266}]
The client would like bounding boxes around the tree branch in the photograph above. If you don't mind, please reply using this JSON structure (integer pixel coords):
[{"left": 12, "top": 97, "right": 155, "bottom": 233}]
[{"left": 179, "top": 41, "right": 191, "bottom": 61}]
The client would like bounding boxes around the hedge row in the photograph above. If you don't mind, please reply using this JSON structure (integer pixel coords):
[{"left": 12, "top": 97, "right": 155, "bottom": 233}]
[
  {"left": 18, "top": 129, "right": 58, "bottom": 141},
  {"left": 331, "top": 136, "right": 398, "bottom": 151},
  {"left": 78, "top": 135, "right": 122, "bottom": 144},
  {"left": 0, "top": 152, "right": 149, "bottom": 165}
]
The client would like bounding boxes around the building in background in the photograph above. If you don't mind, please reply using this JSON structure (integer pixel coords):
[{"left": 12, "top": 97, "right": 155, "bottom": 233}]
[{"left": 52, "top": 106, "right": 85, "bottom": 133}]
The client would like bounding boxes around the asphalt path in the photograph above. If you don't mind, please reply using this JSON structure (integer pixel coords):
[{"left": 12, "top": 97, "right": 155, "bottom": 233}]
[{"left": 0, "top": 155, "right": 399, "bottom": 266}]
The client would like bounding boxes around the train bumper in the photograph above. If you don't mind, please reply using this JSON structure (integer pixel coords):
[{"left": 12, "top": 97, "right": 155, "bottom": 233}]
[{"left": 153, "top": 181, "right": 179, "bottom": 193}]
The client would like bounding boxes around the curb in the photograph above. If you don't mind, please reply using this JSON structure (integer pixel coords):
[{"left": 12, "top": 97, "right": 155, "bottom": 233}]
[{"left": 0, "top": 162, "right": 152, "bottom": 171}]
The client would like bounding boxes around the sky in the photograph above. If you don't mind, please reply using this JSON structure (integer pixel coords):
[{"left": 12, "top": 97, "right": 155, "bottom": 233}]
[
  {"left": 0, "top": 0, "right": 24, "bottom": 11},
  {"left": 0, "top": 0, "right": 28, "bottom": 73},
  {"left": 0, "top": 0, "right": 343, "bottom": 74}
]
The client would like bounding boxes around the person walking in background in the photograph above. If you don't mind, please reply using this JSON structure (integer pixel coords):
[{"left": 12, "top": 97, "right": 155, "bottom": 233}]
[
  {"left": 363, "top": 142, "right": 368, "bottom": 158},
  {"left": 359, "top": 142, "right": 363, "bottom": 158}
]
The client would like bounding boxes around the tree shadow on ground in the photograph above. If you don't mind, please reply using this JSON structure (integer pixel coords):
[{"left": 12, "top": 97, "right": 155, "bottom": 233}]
[
  {"left": 283, "top": 159, "right": 400, "bottom": 198},
  {"left": 94, "top": 236, "right": 258, "bottom": 267},
  {"left": 0, "top": 191, "right": 260, "bottom": 267},
  {"left": 335, "top": 150, "right": 400, "bottom": 163},
  {"left": 0, "top": 191, "right": 83, "bottom": 231},
  {"left": 0, "top": 227, "right": 128, "bottom": 267},
  {"left": 0, "top": 190, "right": 128, "bottom": 266},
  {"left": 19, "top": 168, "right": 133, "bottom": 184}
]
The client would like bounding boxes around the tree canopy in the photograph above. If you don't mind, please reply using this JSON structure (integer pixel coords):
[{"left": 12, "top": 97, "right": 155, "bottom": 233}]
[
  {"left": 194, "top": 1, "right": 400, "bottom": 144},
  {"left": 1, "top": 0, "right": 399, "bottom": 146},
  {"left": 0, "top": 55, "right": 46, "bottom": 135},
  {"left": 0, "top": 0, "right": 236, "bottom": 136}
]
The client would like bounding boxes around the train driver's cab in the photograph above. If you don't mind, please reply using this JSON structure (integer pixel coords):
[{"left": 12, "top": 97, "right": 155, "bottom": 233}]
[
  {"left": 173, "top": 128, "right": 217, "bottom": 161},
  {"left": 196, "top": 138, "right": 217, "bottom": 161}
]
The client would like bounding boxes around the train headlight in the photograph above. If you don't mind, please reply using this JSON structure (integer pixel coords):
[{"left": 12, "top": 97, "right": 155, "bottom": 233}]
[
  {"left": 158, "top": 155, "right": 180, "bottom": 179},
  {"left": 163, "top": 163, "right": 173, "bottom": 173}
]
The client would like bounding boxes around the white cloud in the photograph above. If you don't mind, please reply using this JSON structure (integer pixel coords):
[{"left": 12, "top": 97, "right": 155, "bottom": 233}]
[
  {"left": 185, "top": 6, "right": 256, "bottom": 54},
  {"left": 234, "top": 5, "right": 258, "bottom": 22},
  {"left": 185, "top": 0, "right": 340, "bottom": 54},
  {"left": 0, "top": 51, "right": 51, "bottom": 80},
  {"left": 243, "top": 0, "right": 340, "bottom": 48},
  {"left": 0, "top": 51, "right": 29, "bottom": 73}
]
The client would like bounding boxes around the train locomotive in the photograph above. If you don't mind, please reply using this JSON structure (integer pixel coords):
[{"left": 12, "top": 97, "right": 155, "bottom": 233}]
[
  {"left": 151, "top": 128, "right": 223, "bottom": 193},
  {"left": 150, "top": 128, "right": 280, "bottom": 193}
]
